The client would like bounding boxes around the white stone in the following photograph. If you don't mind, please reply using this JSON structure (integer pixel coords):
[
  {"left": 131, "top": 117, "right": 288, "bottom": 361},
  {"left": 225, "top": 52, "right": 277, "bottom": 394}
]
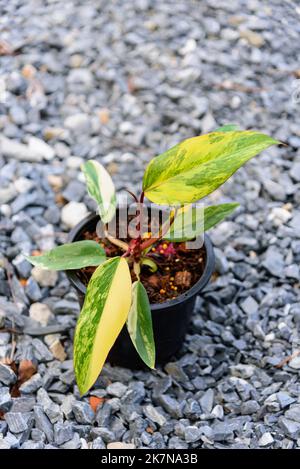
[
  {"left": 66, "top": 156, "right": 84, "bottom": 169},
  {"left": 64, "top": 114, "right": 90, "bottom": 133},
  {"left": 268, "top": 207, "right": 292, "bottom": 226},
  {"left": 61, "top": 201, "right": 89, "bottom": 228},
  {"left": 29, "top": 303, "right": 53, "bottom": 326},
  {"left": 259, "top": 432, "right": 274, "bottom": 447},
  {"left": 107, "top": 442, "right": 135, "bottom": 449},
  {"left": 289, "top": 355, "right": 300, "bottom": 370},
  {"left": 0, "top": 136, "right": 42, "bottom": 162},
  {"left": 14, "top": 177, "right": 35, "bottom": 194},
  {"left": 27, "top": 136, "right": 55, "bottom": 160},
  {"left": 36, "top": 224, "right": 55, "bottom": 251},
  {"left": 32, "top": 266, "right": 58, "bottom": 287}
]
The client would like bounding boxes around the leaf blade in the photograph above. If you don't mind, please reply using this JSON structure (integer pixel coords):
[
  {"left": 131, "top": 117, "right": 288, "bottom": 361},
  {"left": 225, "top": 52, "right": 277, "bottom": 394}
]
[
  {"left": 82, "top": 160, "right": 116, "bottom": 224},
  {"left": 203, "top": 203, "right": 240, "bottom": 232},
  {"left": 74, "top": 257, "right": 132, "bottom": 395},
  {"left": 24, "top": 240, "right": 106, "bottom": 271},
  {"left": 127, "top": 281, "right": 155, "bottom": 369},
  {"left": 164, "top": 203, "right": 239, "bottom": 241},
  {"left": 143, "top": 130, "right": 278, "bottom": 205}
]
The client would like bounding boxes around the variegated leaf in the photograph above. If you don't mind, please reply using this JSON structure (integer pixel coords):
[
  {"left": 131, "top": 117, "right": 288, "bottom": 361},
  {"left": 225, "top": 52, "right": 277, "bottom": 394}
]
[
  {"left": 143, "top": 131, "right": 278, "bottom": 205},
  {"left": 82, "top": 160, "right": 116, "bottom": 224},
  {"left": 24, "top": 241, "right": 106, "bottom": 270},
  {"left": 127, "top": 281, "right": 155, "bottom": 369},
  {"left": 74, "top": 257, "right": 132, "bottom": 395},
  {"left": 164, "top": 203, "right": 239, "bottom": 241}
]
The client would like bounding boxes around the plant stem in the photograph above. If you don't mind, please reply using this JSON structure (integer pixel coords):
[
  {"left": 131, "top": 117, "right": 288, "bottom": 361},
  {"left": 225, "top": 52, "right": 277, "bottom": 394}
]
[
  {"left": 104, "top": 229, "right": 129, "bottom": 252},
  {"left": 140, "top": 207, "right": 178, "bottom": 251}
]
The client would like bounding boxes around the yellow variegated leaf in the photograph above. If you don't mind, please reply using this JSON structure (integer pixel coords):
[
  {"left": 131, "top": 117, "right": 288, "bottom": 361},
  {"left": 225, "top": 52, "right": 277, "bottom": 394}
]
[
  {"left": 143, "top": 131, "right": 279, "bottom": 205},
  {"left": 82, "top": 160, "right": 116, "bottom": 223},
  {"left": 74, "top": 257, "right": 132, "bottom": 395}
]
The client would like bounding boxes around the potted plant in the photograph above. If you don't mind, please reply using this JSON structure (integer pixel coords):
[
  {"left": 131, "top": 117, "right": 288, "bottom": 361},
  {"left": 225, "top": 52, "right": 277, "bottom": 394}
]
[{"left": 25, "top": 125, "right": 279, "bottom": 395}]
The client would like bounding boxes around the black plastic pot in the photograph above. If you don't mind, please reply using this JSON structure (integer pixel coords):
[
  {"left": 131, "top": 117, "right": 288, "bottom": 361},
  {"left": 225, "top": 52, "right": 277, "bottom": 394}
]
[{"left": 66, "top": 212, "right": 215, "bottom": 369}]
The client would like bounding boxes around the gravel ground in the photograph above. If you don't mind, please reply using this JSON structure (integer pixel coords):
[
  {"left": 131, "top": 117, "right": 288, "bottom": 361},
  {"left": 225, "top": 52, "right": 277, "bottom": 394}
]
[{"left": 1, "top": 0, "right": 300, "bottom": 449}]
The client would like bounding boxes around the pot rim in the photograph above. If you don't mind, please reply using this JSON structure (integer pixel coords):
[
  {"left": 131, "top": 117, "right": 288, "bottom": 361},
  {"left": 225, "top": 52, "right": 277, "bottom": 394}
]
[{"left": 66, "top": 212, "right": 215, "bottom": 310}]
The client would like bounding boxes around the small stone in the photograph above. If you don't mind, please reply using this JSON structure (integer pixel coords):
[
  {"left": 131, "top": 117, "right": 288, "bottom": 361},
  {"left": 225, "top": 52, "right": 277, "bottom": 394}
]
[
  {"left": 19, "top": 373, "right": 43, "bottom": 394},
  {"left": 156, "top": 394, "right": 183, "bottom": 419},
  {"left": 60, "top": 432, "right": 81, "bottom": 449},
  {"left": 106, "top": 382, "right": 127, "bottom": 398},
  {"left": 61, "top": 201, "right": 89, "bottom": 228},
  {"left": 64, "top": 114, "right": 90, "bottom": 133},
  {"left": 10, "top": 397, "right": 36, "bottom": 413},
  {"left": 12, "top": 255, "right": 32, "bottom": 278},
  {"left": 54, "top": 422, "right": 74, "bottom": 445},
  {"left": 212, "top": 422, "right": 235, "bottom": 441},
  {"left": 31, "top": 266, "right": 58, "bottom": 287},
  {"left": 107, "top": 442, "right": 135, "bottom": 449},
  {"left": 22, "top": 441, "right": 44, "bottom": 449},
  {"left": 33, "top": 406, "right": 54, "bottom": 443},
  {"left": 263, "top": 179, "right": 286, "bottom": 201},
  {"left": 5, "top": 412, "right": 28, "bottom": 433},
  {"left": 93, "top": 427, "right": 115, "bottom": 443},
  {"left": 61, "top": 395, "right": 76, "bottom": 419},
  {"left": 240, "top": 296, "right": 259, "bottom": 315},
  {"left": 240, "top": 29, "right": 265, "bottom": 47},
  {"left": 279, "top": 417, "right": 300, "bottom": 439},
  {"left": 241, "top": 400, "right": 260, "bottom": 415},
  {"left": 277, "top": 392, "right": 296, "bottom": 409},
  {"left": 25, "top": 278, "right": 42, "bottom": 302},
  {"left": 49, "top": 339, "right": 67, "bottom": 362},
  {"left": 36, "top": 389, "right": 61, "bottom": 424},
  {"left": 0, "top": 363, "right": 17, "bottom": 385},
  {"left": 211, "top": 405, "right": 224, "bottom": 420},
  {"left": 31, "top": 428, "right": 45, "bottom": 442},
  {"left": 184, "top": 426, "right": 202, "bottom": 443},
  {"left": 92, "top": 437, "right": 106, "bottom": 449},
  {"left": 230, "top": 364, "right": 255, "bottom": 379},
  {"left": 29, "top": 303, "right": 53, "bottom": 326},
  {"left": 289, "top": 162, "right": 300, "bottom": 182},
  {"left": 289, "top": 355, "right": 300, "bottom": 370},
  {"left": 262, "top": 247, "right": 285, "bottom": 277},
  {"left": 72, "top": 401, "right": 94, "bottom": 425},
  {"left": 168, "top": 436, "right": 188, "bottom": 449},
  {"left": 0, "top": 387, "right": 12, "bottom": 412},
  {"left": 285, "top": 265, "right": 299, "bottom": 280},
  {"left": 26, "top": 137, "right": 55, "bottom": 161},
  {"left": 62, "top": 180, "right": 85, "bottom": 202},
  {"left": 259, "top": 432, "right": 274, "bottom": 447},
  {"left": 199, "top": 389, "right": 214, "bottom": 414},
  {"left": 285, "top": 405, "right": 300, "bottom": 423},
  {"left": 144, "top": 405, "right": 167, "bottom": 426}
]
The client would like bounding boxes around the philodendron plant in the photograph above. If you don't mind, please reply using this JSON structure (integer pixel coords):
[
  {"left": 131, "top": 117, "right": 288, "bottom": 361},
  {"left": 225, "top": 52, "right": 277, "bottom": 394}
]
[{"left": 26, "top": 125, "right": 278, "bottom": 394}]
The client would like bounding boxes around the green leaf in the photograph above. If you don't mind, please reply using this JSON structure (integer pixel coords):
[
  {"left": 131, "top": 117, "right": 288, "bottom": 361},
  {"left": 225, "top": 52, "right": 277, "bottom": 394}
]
[
  {"left": 164, "top": 203, "right": 239, "bottom": 242},
  {"left": 203, "top": 203, "right": 240, "bottom": 231},
  {"left": 24, "top": 241, "right": 106, "bottom": 271},
  {"left": 141, "top": 258, "right": 158, "bottom": 273},
  {"left": 127, "top": 281, "right": 155, "bottom": 369},
  {"left": 143, "top": 130, "right": 279, "bottom": 205},
  {"left": 82, "top": 160, "right": 116, "bottom": 224},
  {"left": 74, "top": 257, "right": 132, "bottom": 395},
  {"left": 215, "top": 124, "right": 239, "bottom": 132}
]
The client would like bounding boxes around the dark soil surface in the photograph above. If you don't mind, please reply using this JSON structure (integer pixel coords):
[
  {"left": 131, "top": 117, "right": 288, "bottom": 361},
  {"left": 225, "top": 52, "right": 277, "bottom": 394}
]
[{"left": 77, "top": 229, "right": 206, "bottom": 304}]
